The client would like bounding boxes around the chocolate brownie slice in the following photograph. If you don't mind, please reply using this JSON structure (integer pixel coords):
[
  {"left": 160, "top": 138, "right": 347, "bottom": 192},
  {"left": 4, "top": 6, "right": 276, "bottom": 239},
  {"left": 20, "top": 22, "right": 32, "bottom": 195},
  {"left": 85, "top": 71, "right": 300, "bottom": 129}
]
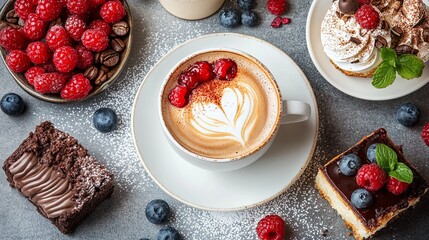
[{"left": 3, "top": 121, "right": 114, "bottom": 234}]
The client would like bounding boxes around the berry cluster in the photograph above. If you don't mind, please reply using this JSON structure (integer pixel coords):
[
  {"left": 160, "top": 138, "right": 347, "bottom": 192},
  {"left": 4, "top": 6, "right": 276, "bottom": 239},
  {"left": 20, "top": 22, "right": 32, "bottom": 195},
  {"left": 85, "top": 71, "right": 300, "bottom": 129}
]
[
  {"left": 218, "top": 0, "right": 260, "bottom": 28},
  {"left": 142, "top": 199, "right": 181, "bottom": 240},
  {"left": 0, "top": 0, "right": 127, "bottom": 100},
  {"left": 266, "top": 0, "right": 291, "bottom": 28},
  {"left": 168, "top": 58, "right": 238, "bottom": 108}
]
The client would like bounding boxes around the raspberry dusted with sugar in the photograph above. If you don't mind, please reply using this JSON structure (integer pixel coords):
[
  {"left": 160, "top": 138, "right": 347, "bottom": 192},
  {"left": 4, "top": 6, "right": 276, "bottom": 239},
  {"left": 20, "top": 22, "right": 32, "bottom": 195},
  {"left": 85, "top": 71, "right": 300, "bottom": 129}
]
[
  {"left": 189, "top": 61, "right": 214, "bottom": 82},
  {"left": 67, "top": 0, "right": 90, "bottom": 15},
  {"left": 421, "top": 123, "right": 429, "bottom": 146},
  {"left": 266, "top": 0, "right": 288, "bottom": 16},
  {"left": 178, "top": 71, "right": 200, "bottom": 90},
  {"left": 355, "top": 4, "right": 380, "bottom": 30},
  {"left": 26, "top": 41, "right": 51, "bottom": 65},
  {"left": 169, "top": 85, "right": 189, "bottom": 108},
  {"left": 386, "top": 176, "right": 410, "bottom": 195},
  {"left": 14, "top": 0, "right": 36, "bottom": 20},
  {"left": 36, "top": 0, "right": 63, "bottom": 22},
  {"left": 46, "top": 26, "right": 72, "bottom": 50},
  {"left": 0, "top": 27, "right": 27, "bottom": 51},
  {"left": 23, "top": 13, "right": 46, "bottom": 41},
  {"left": 356, "top": 163, "right": 387, "bottom": 191},
  {"left": 65, "top": 15, "right": 87, "bottom": 41},
  {"left": 53, "top": 46, "right": 78, "bottom": 72},
  {"left": 34, "top": 73, "right": 68, "bottom": 94},
  {"left": 81, "top": 29, "right": 109, "bottom": 52},
  {"left": 89, "top": 19, "right": 112, "bottom": 35},
  {"left": 213, "top": 58, "right": 237, "bottom": 80},
  {"left": 6, "top": 50, "right": 31, "bottom": 73},
  {"left": 61, "top": 74, "right": 93, "bottom": 100},
  {"left": 25, "top": 66, "right": 46, "bottom": 85},
  {"left": 100, "top": 1, "right": 126, "bottom": 23},
  {"left": 256, "top": 215, "right": 285, "bottom": 240},
  {"left": 75, "top": 45, "right": 94, "bottom": 69}
]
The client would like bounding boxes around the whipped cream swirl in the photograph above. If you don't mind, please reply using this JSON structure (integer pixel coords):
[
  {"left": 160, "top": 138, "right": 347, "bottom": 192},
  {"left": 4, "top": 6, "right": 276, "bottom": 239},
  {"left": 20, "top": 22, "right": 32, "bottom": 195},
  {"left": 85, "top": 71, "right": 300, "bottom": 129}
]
[
  {"left": 189, "top": 82, "right": 258, "bottom": 146},
  {"left": 321, "top": 1, "right": 392, "bottom": 73}
]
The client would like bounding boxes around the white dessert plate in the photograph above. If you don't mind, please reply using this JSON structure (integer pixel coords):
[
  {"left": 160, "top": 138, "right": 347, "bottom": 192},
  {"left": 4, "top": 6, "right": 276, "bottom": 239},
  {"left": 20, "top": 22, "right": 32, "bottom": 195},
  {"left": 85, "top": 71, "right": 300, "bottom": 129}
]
[
  {"left": 132, "top": 33, "right": 319, "bottom": 211},
  {"left": 306, "top": 0, "right": 429, "bottom": 101}
]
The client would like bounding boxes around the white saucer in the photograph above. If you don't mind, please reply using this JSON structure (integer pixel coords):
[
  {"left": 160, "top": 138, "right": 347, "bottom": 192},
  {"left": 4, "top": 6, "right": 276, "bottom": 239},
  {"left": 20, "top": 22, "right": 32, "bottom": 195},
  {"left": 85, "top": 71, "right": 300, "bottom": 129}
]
[
  {"left": 132, "top": 33, "right": 319, "bottom": 211},
  {"left": 306, "top": 0, "right": 429, "bottom": 101}
]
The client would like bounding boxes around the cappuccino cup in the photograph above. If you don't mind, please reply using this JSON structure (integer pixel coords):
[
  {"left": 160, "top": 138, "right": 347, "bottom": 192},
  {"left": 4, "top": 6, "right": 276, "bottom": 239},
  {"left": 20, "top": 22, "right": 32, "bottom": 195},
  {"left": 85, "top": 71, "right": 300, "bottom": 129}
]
[
  {"left": 159, "top": 0, "right": 225, "bottom": 20},
  {"left": 159, "top": 49, "right": 311, "bottom": 172}
]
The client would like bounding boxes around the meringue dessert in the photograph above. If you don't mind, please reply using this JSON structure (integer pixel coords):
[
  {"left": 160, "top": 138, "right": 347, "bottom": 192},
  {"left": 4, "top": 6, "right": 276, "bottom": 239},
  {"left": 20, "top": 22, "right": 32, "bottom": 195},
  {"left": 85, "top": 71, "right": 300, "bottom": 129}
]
[{"left": 321, "top": 0, "right": 429, "bottom": 77}]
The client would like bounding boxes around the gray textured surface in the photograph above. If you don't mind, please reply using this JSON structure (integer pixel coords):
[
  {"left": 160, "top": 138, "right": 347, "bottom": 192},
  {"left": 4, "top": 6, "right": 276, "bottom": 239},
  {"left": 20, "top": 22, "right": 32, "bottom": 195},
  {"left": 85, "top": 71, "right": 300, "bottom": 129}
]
[{"left": 1, "top": 0, "right": 429, "bottom": 239}]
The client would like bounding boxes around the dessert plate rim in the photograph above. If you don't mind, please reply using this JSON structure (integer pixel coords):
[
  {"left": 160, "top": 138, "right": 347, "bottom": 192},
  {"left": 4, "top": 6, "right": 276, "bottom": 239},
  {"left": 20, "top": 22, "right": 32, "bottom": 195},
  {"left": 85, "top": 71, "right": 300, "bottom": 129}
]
[
  {"left": 306, "top": 0, "right": 429, "bottom": 101},
  {"left": 131, "top": 33, "right": 319, "bottom": 211}
]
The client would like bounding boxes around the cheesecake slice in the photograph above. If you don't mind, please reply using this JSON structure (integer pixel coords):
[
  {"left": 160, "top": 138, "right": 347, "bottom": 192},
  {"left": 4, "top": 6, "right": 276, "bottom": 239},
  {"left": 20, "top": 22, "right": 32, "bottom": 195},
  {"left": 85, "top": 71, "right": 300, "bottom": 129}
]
[{"left": 315, "top": 128, "right": 428, "bottom": 240}]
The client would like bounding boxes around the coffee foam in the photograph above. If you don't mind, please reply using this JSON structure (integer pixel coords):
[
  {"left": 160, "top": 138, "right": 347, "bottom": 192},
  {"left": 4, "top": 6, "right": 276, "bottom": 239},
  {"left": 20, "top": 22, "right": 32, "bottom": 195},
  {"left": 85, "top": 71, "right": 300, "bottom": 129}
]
[{"left": 161, "top": 51, "right": 281, "bottom": 159}]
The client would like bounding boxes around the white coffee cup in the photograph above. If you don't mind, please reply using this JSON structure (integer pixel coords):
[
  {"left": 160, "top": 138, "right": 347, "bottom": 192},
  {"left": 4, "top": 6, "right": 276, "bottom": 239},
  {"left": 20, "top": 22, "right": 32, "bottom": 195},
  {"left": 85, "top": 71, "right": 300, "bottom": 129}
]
[
  {"left": 159, "top": 49, "right": 311, "bottom": 172},
  {"left": 158, "top": 0, "right": 225, "bottom": 20}
]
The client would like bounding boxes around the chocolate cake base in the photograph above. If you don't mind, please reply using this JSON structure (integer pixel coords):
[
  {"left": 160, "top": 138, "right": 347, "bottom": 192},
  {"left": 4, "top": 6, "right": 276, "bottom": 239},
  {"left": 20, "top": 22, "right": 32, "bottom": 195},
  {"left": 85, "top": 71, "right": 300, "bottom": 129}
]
[{"left": 3, "top": 121, "right": 114, "bottom": 234}]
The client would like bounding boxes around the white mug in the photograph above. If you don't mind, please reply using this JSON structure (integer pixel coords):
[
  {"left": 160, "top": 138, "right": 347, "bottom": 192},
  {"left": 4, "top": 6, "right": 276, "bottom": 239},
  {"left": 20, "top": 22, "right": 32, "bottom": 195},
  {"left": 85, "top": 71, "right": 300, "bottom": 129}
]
[
  {"left": 159, "top": 49, "right": 311, "bottom": 172},
  {"left": 158, "top": 0, "right": 225, "bottom": 20}
]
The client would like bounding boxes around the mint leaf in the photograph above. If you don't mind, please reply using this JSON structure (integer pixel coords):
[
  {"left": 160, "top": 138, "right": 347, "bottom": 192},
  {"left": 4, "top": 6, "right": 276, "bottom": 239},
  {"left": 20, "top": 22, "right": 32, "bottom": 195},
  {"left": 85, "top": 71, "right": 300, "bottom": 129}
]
[
  {"left": 375, "top": 144, "right": 398, "bottom": 172},
  {"left": 389, "top": 162, "right": 414, "bottom": 184},
  {"left": 396, "top": 54, "right": 425, "bottom": 80},
  {"left": 380, "top": 47, "right": 397, "bottom": 67},
  {"left": 372, "top": 62, "right": 396, "bottom": 88}
]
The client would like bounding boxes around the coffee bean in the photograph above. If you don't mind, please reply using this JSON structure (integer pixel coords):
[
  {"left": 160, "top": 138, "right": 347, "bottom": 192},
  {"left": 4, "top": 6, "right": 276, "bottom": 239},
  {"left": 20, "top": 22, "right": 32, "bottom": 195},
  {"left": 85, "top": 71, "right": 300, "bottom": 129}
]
[
  {"left": 100, "top": 65, "right": 109, "bottom": 73},
  {"left": 48, "top": 17, "right": 63, "bottom": 29},
  {"left": 95, "top": 69, "right": 108, "bottom": 85},
  {"left": 350, "top": 37, "right": 361, "bottom": 45},
  {"left": 396, "top": 44, "right": 413, "bottom": 55},
  {"left": 375, "top": 35, "right": 387, "bottom": 49},
  {"left": 423, "top": 29, "right": 429, "bottom": 42},
  {"left": 84, "top": 66, "right": 99, "bottom": 81},
  {"left": 381, "top": 20, "right": 389, "bottom": 31},
  {"left": 94, "top": 52, "right": 102, "bottom": 65},
  {"left": 111, "top": 38, "right": 126, "bottom": 52},
  {"left": 18, "top": 18, "right": 25, "bottom": 27},
  {"left": 1, "top": 21, "right": 20, "bottom": 29},
  {"left": 372, "top": 0, "right": 381, "bottom": 6},
  {"left": 112, "top": 21, "right": 129, "bottom": 36},
  {"left": 391, "top": 26, "right": 403, "bottom": 37},
  {"left": 100, "top": 49, "right": 120, "bottom": 67},
  {"left": 6, "top": 10, "right": 18, "bottom": 24}
]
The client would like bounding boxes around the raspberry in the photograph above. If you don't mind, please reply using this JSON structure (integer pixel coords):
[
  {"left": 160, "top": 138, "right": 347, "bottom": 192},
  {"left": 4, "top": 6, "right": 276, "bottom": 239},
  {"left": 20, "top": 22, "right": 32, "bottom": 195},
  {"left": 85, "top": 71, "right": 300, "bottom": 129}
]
[
  {"left": 356, "top": 163, "right": 387, "bottom": 191},
  {"left": 25, "top": 66, "right": 46, "bottom": 85},
  {"left": 46, "top": 26, "right": 72, "bottom": 50},
  {"left": 89, "top": 19, "right": 112, "bottom": 35},
  {"left": 100, "top": 1, "right": 126, "bottom": 23},
  {"left": 65, "top": 15, "right": 87, "bottom": 41},
  {"left": 60, "top": 74, "right": 93, "bottom": 100},
  {"left": 358, "top": 0, "right": 371, "bottom": 5},
  {"left": 67, "top": 0, "right": 90, "bottom": 15},
  {"left": 14, "top": 0, "right": 36, "bottom": 20},
  {"left": 0, "top": 27, "right": 27, "bottom": 51},
  {"left": 355, "top": 4, "right": 380, "bottom": 29},
  {"left": 256, "top": 215, "right": 285, "bottom": 240},
  {"left": 168, "top": 85, "right": 189, "bottom": 108},
  {"left": 23, "top": 13, "right": 47, "bottom": 41},
  {"left": 213, "top": 58, "right": 238, "bottom": 80},
  {"left": 36, "top": 0, "right": 63, "bottom": 22},
  {"left": 271, "top": 16, "right": 282, "bottom": 28},
  {"left": 81, "top": 29, "right": 109, "bottom": 52},
  {"left": 53, "top": 46, "right": 78, "bottom": 72},
  {"left": 90, "top": 0, "right": 106, "bottom": 6},
  {"left": 178, "top": 71, "right": 200, "bottom": 90},
  {"left": 26, "top": 41, "right": 51, "bottom": 65},
  {"left": 39, "top": 62, "right": 57, "bottom": 72},
  {"left": 282, "top": 17, "right": 291, "bottom": 24},
  {"left": 421, "top": 123, "right": 429, "bottom": 146},
  {"left": 34, "top": 72, "right": 68, "bottom": 94},
  {"left": 189, "top": 61, "right": 214, "bottom": 82},
  {"left": 266, "top": 0, "right": 288, "bottom": 16},
  {"left": 386, "top": 176, "right": 410, "bottom": 195},
  {"left": 75, "top": 45, "right": 94, "bottom": 69},
  {"left": 6, "top": 50, "right": 31, "bottom": 73}
]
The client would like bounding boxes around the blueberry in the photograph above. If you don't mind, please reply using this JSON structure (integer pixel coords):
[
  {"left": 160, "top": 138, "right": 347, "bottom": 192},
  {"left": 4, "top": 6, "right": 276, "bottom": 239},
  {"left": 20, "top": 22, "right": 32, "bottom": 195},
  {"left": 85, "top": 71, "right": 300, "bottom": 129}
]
[
  {"left": 157, "top": 226, "right": 180, "bottom": 240},
  {"left": 351, "top": 188, "right": 373, "bottom": 209},
  {"left": 145, "top": 199, "right": 170, "bottom": 224},
  {"left": 219, "top": 8, "right": 241, "bottom": 28},
  {"left": 366, "top": 143, "right": 378, "bottom": 163},
  {"left": 338, "top": 154, "right": 362, "bottom": 176},
  {"left": 396, "top": 103, "right": 420, "bottom": 127},
  {"left": 139, "top": 238, "right": 150, "bottom": 240},
  {"left": 93, "top": 108, "right": 118, "bottom": 133},
  {"left": 237, "top": 0, "right": 255, "bottom": 10},
  {"left": 241, "top": 11, "right": 259, "bottom": 27},
  {"left": 1, "top": 93, "right": 25, "bottom": 116}
]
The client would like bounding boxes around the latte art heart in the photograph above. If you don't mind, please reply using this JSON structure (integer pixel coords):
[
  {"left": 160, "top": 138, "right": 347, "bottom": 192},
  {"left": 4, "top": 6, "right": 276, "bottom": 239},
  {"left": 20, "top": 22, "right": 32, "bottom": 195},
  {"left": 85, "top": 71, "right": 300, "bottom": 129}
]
[{"left": 189, "top": 82, "right": 258, "bottom": 146}]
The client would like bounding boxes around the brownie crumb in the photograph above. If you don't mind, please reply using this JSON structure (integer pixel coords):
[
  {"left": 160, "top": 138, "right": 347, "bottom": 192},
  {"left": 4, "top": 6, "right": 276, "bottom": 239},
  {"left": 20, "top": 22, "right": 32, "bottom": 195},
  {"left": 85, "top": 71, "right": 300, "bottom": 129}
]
[{"left": 321, "top": 229, "right": 328, "bottom": 237}]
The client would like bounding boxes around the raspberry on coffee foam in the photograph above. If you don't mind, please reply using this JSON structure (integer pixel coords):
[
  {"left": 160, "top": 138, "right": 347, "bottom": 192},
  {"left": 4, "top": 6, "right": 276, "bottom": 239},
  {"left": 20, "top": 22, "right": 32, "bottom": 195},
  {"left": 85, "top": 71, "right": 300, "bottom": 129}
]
[{"left": 321, "top": 1, "right": 392, "bottom": 73}]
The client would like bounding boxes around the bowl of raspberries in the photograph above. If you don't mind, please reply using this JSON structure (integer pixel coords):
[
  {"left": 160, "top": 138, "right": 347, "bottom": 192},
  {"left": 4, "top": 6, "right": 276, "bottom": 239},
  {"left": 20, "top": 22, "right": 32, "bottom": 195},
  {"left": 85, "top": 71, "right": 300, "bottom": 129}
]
[{"left": 0, "top": 0, "right": 132, "bottom": 102}]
